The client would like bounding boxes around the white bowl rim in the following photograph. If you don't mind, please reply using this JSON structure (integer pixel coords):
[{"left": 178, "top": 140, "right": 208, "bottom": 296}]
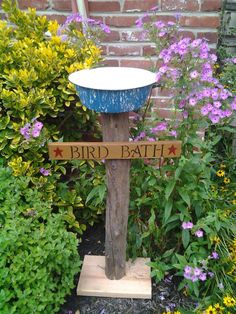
[{"left": 68, "top": 67, "right": 157, "bottom": 91}]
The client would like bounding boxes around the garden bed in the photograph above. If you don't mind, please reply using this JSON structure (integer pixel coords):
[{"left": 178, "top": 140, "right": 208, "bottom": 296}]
[{"left": 59, "top": 222, "right": 195, "bottom": 314}]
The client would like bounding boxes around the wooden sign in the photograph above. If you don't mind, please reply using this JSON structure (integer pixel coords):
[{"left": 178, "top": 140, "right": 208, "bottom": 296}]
[{"left": 48, "top": 141, "right": 181, "bottom": 160}]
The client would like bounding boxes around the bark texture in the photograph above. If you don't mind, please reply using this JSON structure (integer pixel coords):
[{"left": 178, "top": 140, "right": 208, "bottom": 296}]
[{"left": 101, "top": 113, "right": 130, "bottom": 280}]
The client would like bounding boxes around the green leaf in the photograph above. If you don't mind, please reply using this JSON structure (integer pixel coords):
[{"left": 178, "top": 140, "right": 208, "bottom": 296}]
[
  {"left": 165, "top": 180, "right": 176, "bottom": 200},
  {"left": 178, "top": 189, "right": 191, "bottom": 207},
  {"left": 175, "top": 253, "right": 187, "bottom": 266},
  {"left": 182, "top": 229, "right": 190, "bottom": 248},
  {"left": 163, "top": 199, "right": 173, "bottom": 223}
]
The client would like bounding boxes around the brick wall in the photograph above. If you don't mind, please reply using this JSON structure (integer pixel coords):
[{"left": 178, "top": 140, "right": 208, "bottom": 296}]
[{"left": 0, "top": 0, "right": 222, "bottom": 118}]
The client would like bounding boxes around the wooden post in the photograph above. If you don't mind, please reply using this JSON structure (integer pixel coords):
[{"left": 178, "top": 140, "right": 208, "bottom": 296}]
[{"left": 101, "top": 113, "right": 130, "bottom": 280}]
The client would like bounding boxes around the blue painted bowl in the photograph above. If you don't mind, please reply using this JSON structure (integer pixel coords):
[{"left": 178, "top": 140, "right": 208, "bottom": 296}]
[{"left": 69, "top": 67, "right": 156, "bottom": 113}]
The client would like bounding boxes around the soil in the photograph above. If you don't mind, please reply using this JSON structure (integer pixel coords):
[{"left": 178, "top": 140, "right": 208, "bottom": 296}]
[{"left": 58, "top": 222, "right": 195, "bottom": 314}]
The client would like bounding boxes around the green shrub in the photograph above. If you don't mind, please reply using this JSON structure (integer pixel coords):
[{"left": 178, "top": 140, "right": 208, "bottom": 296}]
[
  {"left": 0, "top": 167, "right": 81, "bottom": 314},
  {"left": 0, "top": 0, "right": 102, "bottom": 175}
]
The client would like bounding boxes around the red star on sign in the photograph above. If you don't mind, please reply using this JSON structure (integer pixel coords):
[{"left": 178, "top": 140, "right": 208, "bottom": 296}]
[
  {"left": 168, "top": 144, "right": 177, "bottom": 156},
  {"left": 54, "top": 147, "right": 63, "bottom": 158}
]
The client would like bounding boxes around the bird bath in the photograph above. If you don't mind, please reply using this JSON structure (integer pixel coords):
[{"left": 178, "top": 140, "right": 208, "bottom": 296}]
[
  {"left": 68, "top": 67, "right": 156, "bottom": 113},
  {"left": 48, "top": 67, "right": 181, "bottom": 298},
  {"left": 69, "top": 67, "right": 156, "bottom": 280}
]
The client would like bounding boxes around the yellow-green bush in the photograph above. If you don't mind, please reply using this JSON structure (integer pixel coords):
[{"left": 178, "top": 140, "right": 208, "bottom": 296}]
[
  {"left": 0, "top": 0, "right": 106, "bottom": 231},
  {"left": 0, "top": 0, "right": 102, "bottom": 175}
]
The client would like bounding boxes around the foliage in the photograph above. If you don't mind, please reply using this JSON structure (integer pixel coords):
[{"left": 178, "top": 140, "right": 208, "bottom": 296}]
[
  {"left": 0, "top": 0, "right": 107, "bottom": 229},
  {"left": 0, "top": 0, "right": 102, "bottom": 170},
  {"left": 0, "top": 166, "right": 81, "bottom": 314},
  {"left": 126, "top": 8, "right": 236, "bottom": 312}
]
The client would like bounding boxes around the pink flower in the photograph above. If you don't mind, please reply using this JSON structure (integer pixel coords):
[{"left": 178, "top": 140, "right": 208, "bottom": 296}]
[
  {"left": 40, "top": 168, "right": 51, "bottom": 176},
  {"left": 182, "top": 221, "right": 193, "bottom": 229},
  {"left": 195, "top": 229, "right": 204, "bottom": 237},
  {"left": 208, "top": 114, "right": 220, "bottom": 124},
  {"left": 20, "top": 123, "right": 31, "bottom": 140},
  {"left": 155, "top": 21, "right": 165, "bottom": 29},
  {"left": 199, "top": 272, "right": 207, "bottom": 281},
  {"left": 211, "top": 251, "right": 219, "bottom": 259},
  {"left": 159, "top": 31, "right": 166, "bottom": 37},
  {"left": 189, "top": 98, "right": 197, "bottom": 106},
  {"left": 147, "top": 137, "right": 155, "bottom": 142},
  {"left": 170, "top": 130, "right": 177, "bottom": 137},
  {"left": 190, "top": 70, "right": 199, "bottom": 79},
  {"left": 201, "top": 106, "right": 209, "bottom": 116}
]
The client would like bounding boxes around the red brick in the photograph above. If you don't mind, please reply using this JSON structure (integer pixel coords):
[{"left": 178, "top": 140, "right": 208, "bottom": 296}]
[
  {"left": 178, "top": 31, "right": 195, "bottom": 40},
  {"left": 88, "top": 1, "right": 120, "bottom": 12},
  {"left": 18, "top": 0, "right": 48, "bottom": 10},
  {"left": 161, "top": 0, "right": 200, "bottom": 11},
  {"left": 121, "top": 30, "right": 146, "bottom": 42},
  {"left": 103, "top": 30, "right": 120, "bottom": 42},
  {"left": 102, "top": 59, "right": 119, "bottom": 67},
  {"left": 151, "top": 97, "right": 172, "bottom": 109},
  {"left": 154, "top": 15, "right": 176, "bottom": 23},
  {"left": 52, "top": 0, "right": 72, "bottom": 11},
  {"left": 197, "top": 32, "right": 218, "bottom": 44},
  {"left": 143, "top": 45, "right": 156, "bottom": 56},
  {"left": 105, "top": 16, "right": 138, "bottom": 27},
  {"left": 46, "top": 14, "right": 67, "bottom": 24},
  {"left": 108, "top": 45, "right": 141, "bottom": 56},
  {"left": 201, "top": 0, "right": 222, "bottom": 11},
  {"left": 180, "top": 15, "right": 220, "bottom": 28},
  {"left": 120, "top": 59, "right": 155, "bottom": 69},
  {"left": 100, "top": 45, "right": 107, "bottom": 55},
  {"left": 123, "top": 0, "right": 158, "bottom": 12},
  {"left": 156, "top": 87, "right": 173, "bottom": 97}
]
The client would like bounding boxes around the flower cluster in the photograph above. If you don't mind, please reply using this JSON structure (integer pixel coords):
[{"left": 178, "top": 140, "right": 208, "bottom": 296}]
[
  {"left": 58, "top": 13, "right": 110, "bottom": 43},
  {"left": 137, "top": 12, "right": 236, "bottom": 125},
  {"left": 20, "top": 120, "right": 43, "bottom": 140},
  {"left": 184, "top": 265, "right": 207, "bottom": 282}
]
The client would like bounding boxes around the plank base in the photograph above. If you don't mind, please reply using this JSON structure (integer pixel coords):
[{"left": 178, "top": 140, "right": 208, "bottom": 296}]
[{"left": 77, "top": 255, "right": 152, "bottom": 299}]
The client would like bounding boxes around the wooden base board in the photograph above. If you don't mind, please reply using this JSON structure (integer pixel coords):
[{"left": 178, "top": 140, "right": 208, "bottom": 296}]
[{"left": 77, "top": 255, "right": 152, "bottom": 299}]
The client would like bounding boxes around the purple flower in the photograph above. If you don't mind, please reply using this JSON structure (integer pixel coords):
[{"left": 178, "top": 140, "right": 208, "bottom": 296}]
[
  {"left": 213, "top": 101, "right": 222, "bottom": 108},
  {"left": 183, "top": 111, "right": 188, "bottom": 119},
  {"left": 66, "top": 13, "right": 83, "bottom": 25},
  {"left": 208, "top": 272, "right": 214, "bottom": 278},
  {"left": 189, "top": 97, "right": 197, "bottom": 106},
  {"left": 100, "top": 23, "right": 111, "bottom": 33},
  {"left": 135, "top": 17, "right": 143, "bottom": 28},
  {"left": 191, "top": 39, "right": 202, "bottom": 47},
  {"left": 20, "top": 123, "right": 31, "bottom": 140},
  {"left": 159, "top": 65, "right": 168, "bottom": 73},
  {"left": 155, "top": 21, "right": 165, "bottom": 29},
  {"left": 32, "top": 121, "right": 43, "bottom": 138},
  {"left": 231, "top": 101, "right": 236, "bottom": 110},
  {"left": 208, "top": 114, "right": 220, "bottom": 124},
  {"left": 199, "top": 272, "right": 207, "bottom": 281},
  {"left": 40, "top": 168, "right": 51, "bottom": 176},
  {"left": 182, "top": 221, "right": 193, "bottom": 229},
  {"left": 211, "top": 251, "right": 219, "bottom": 259},
  {"left": 151, "top": 122, "right": 168, "bottom": 132},
  {"left": 159, "top": 31, "right": 166, "bottom": 37},
  {"left": 195, "top": 229, "right": 204, "bottom": 237},
  {"left": 170, "top": 130, "right": 177, "bottom": 137},
  {"left": 201, "top": 106, "right": 209, "bottom": 116},
  {"left": 147, "top": 137, "right": 155, "bottom": 142},
  {"left": 190, "top": 70, "right": 199, "bottom": 79},
  {"left": 200, "top": 52, "right": 208, "bottom": 59},
  {"left": 193, "top": 268, "right": 202, "bottom": 277},
  {"left": 167, "top": 21, "right": 176, "bottom": 26},
  {"left": 220, "top": 90, "right": 230, "bottom": 100}
]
